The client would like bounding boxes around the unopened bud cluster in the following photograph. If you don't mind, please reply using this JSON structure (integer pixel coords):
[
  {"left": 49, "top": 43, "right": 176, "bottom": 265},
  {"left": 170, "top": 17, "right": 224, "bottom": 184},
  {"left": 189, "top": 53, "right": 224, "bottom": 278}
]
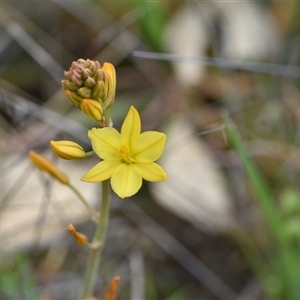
[
  {"left": 46, "top": 59, "right": 117, "bottom": 161},
  {"left": 62, "top": 59, "right": 116, "bottom": 122}
]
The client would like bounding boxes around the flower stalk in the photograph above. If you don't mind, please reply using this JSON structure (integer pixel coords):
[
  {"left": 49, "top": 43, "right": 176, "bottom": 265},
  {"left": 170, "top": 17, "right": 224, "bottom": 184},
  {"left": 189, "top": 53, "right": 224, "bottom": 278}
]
[
  {"left": 80, "top": 179, "right": 111, "bottom": 300},
  {"left": 68, "top": 183, "right": 99, "bottom": 222}
]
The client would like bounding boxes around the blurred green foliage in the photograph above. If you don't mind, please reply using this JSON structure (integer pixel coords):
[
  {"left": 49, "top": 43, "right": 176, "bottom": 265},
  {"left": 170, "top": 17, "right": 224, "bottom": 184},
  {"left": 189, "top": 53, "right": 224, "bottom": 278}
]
[
  {"left": 0, "top": 254, "right": 37, "bottom": 299},
  {"left": 225, "top": 114, "right": 300, "bottom": 299},
  {"left": 130, "top": 1, "right": 168, "bottom": 52}
]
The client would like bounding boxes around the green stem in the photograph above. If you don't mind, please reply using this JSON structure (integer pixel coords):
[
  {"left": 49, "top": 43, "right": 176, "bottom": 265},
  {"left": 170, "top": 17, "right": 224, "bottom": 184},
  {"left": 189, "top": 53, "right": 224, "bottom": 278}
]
[
  {"left": 85, "top": 151, "right": 95, "bottom": 157},
  {"left": 68, "top": 183, "right": 98, "bottom": 222},
  {"left": 104, "top": 107, "right": 111, "bottom": 127},
  {"left": 80, "top": 179, "right": 110, "bottom": 300}
]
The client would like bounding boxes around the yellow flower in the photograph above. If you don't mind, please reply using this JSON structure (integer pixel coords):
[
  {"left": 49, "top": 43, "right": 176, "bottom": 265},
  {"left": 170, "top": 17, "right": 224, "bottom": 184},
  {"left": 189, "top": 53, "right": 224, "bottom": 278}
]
[{"left": 81, "top": 106, "right": 167, "bottom": 198}]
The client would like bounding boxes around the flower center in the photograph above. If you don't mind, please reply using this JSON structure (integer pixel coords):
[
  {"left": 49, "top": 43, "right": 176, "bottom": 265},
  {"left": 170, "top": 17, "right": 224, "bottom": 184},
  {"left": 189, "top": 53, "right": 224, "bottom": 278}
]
[{"left": 118, "top": 145, "right": 135, "bottom": 163}]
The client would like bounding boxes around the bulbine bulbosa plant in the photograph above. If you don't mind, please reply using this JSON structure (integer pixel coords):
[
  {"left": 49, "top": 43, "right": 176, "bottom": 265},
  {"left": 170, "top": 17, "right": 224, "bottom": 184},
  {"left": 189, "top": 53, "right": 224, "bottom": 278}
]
[{"left": 29, "top": 59, "right": 167, "bottom": 299}]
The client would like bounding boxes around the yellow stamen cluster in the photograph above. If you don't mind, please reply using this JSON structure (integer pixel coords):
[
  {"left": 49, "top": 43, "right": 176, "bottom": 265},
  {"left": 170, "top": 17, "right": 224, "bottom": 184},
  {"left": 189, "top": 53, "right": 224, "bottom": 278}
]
[{"left": 118, "top": 145, "right": 136, "bottom": 163}]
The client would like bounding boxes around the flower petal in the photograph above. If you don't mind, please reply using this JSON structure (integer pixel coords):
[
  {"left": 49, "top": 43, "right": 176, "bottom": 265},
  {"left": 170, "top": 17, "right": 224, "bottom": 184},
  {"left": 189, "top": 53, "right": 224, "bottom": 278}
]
[
  {"left": 133, "top": 131, "right": 166, "bottom": 162},
  {"left": 111, "top": 163, "right": 142, "bottom": 198},
  {"left": 81, "top": 160, "right": 121, "bottom": 182},
  {"left": 121, "top": 106, "right": 141, "bottom": 146},
  {"left": 88, "top": 127, "right": 121, "bottom": 160},
  {"left": 135, "top": 162, "right": 167, "bottom": 182}
]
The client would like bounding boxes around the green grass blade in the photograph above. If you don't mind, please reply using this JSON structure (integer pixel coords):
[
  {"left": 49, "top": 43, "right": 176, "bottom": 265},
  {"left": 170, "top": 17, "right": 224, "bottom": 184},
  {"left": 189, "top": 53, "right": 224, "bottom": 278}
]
[
  {"left": 222, "top": 113, "right": 297, "bottom": 298},
  {"left": 223, "top": 113, "right": 283, "bottom": 242}
]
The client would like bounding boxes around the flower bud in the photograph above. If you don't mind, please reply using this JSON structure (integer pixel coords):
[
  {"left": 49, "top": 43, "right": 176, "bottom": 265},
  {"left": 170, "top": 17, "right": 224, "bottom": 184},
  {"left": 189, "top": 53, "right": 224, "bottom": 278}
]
[
  {"left": 91, "top": 80, "right": 106, "bottom": 100},
  {"left": 66, "top": 224, "right": 88, "bottom": 245},
  {"left": 64, "top": 90, "right": 83, "bottom": 107},
  {"left": 102, "top": 62, "right": 116, "bottom": 108},
  {"left": 50, "top": 140, "right": 86, "bottom": 160},
  {"left": 84, "top": 76, "right": 96, "bottom": 88},
  {"left": 103, "top": 63, "right": 116, "bottom": 85},
  {"left": 77, "top": 87, "right": 92, "bottom": 99},
  {"left": 62, "top": 80, "right": 78, "bottom": 92},
  {"left": 29, "top": 150, "right": 69, "bottom": 185},
  {"left": 105, "top": 276, "right": 120, "bottom": 300},
  {"left": 80, "top": 99, "right": 103, "bottom": 122}
]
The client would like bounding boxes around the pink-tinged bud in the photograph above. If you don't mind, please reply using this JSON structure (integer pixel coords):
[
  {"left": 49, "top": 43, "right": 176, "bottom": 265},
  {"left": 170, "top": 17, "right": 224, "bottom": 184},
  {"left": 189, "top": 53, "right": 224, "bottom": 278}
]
[
  {"left": 29, "top": 150, "right": 69, "bottom": 185},
  {"left": 66, "top": 224, "right": 88, "bottom": 245},
  {"left": 66, "top": 62, "right": 84, "bottom": 86},
  {"left": 80, "top": 99, "right": 103, "bottom": 122},
  {"left": 50, "top": 140, "right": 86, "bottom": 160}
]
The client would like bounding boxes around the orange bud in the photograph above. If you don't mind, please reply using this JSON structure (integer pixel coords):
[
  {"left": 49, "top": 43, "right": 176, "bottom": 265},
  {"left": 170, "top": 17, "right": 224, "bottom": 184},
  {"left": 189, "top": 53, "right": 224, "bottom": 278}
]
[
  {"left": 29, "top": 150, "right": 69, "bottom": 185},
  {"left": 105, "top": 276, "right": 120, "bottom": 300},
  {"left": 66, "top": 224, "right": 88, "bottom": 245}
]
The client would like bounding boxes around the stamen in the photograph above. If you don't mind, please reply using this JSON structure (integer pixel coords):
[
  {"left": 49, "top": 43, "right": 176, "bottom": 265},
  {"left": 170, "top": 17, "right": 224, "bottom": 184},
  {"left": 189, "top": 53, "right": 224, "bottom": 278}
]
[{"left": 118, "top": 145, "right": 135, "bottom": 163}]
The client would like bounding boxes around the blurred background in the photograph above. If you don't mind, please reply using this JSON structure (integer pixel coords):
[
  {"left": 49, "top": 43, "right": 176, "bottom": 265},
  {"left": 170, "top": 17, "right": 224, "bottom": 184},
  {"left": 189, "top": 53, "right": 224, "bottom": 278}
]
[{"left": 1, "top": 1, "right": 300, "bottom": 299}]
